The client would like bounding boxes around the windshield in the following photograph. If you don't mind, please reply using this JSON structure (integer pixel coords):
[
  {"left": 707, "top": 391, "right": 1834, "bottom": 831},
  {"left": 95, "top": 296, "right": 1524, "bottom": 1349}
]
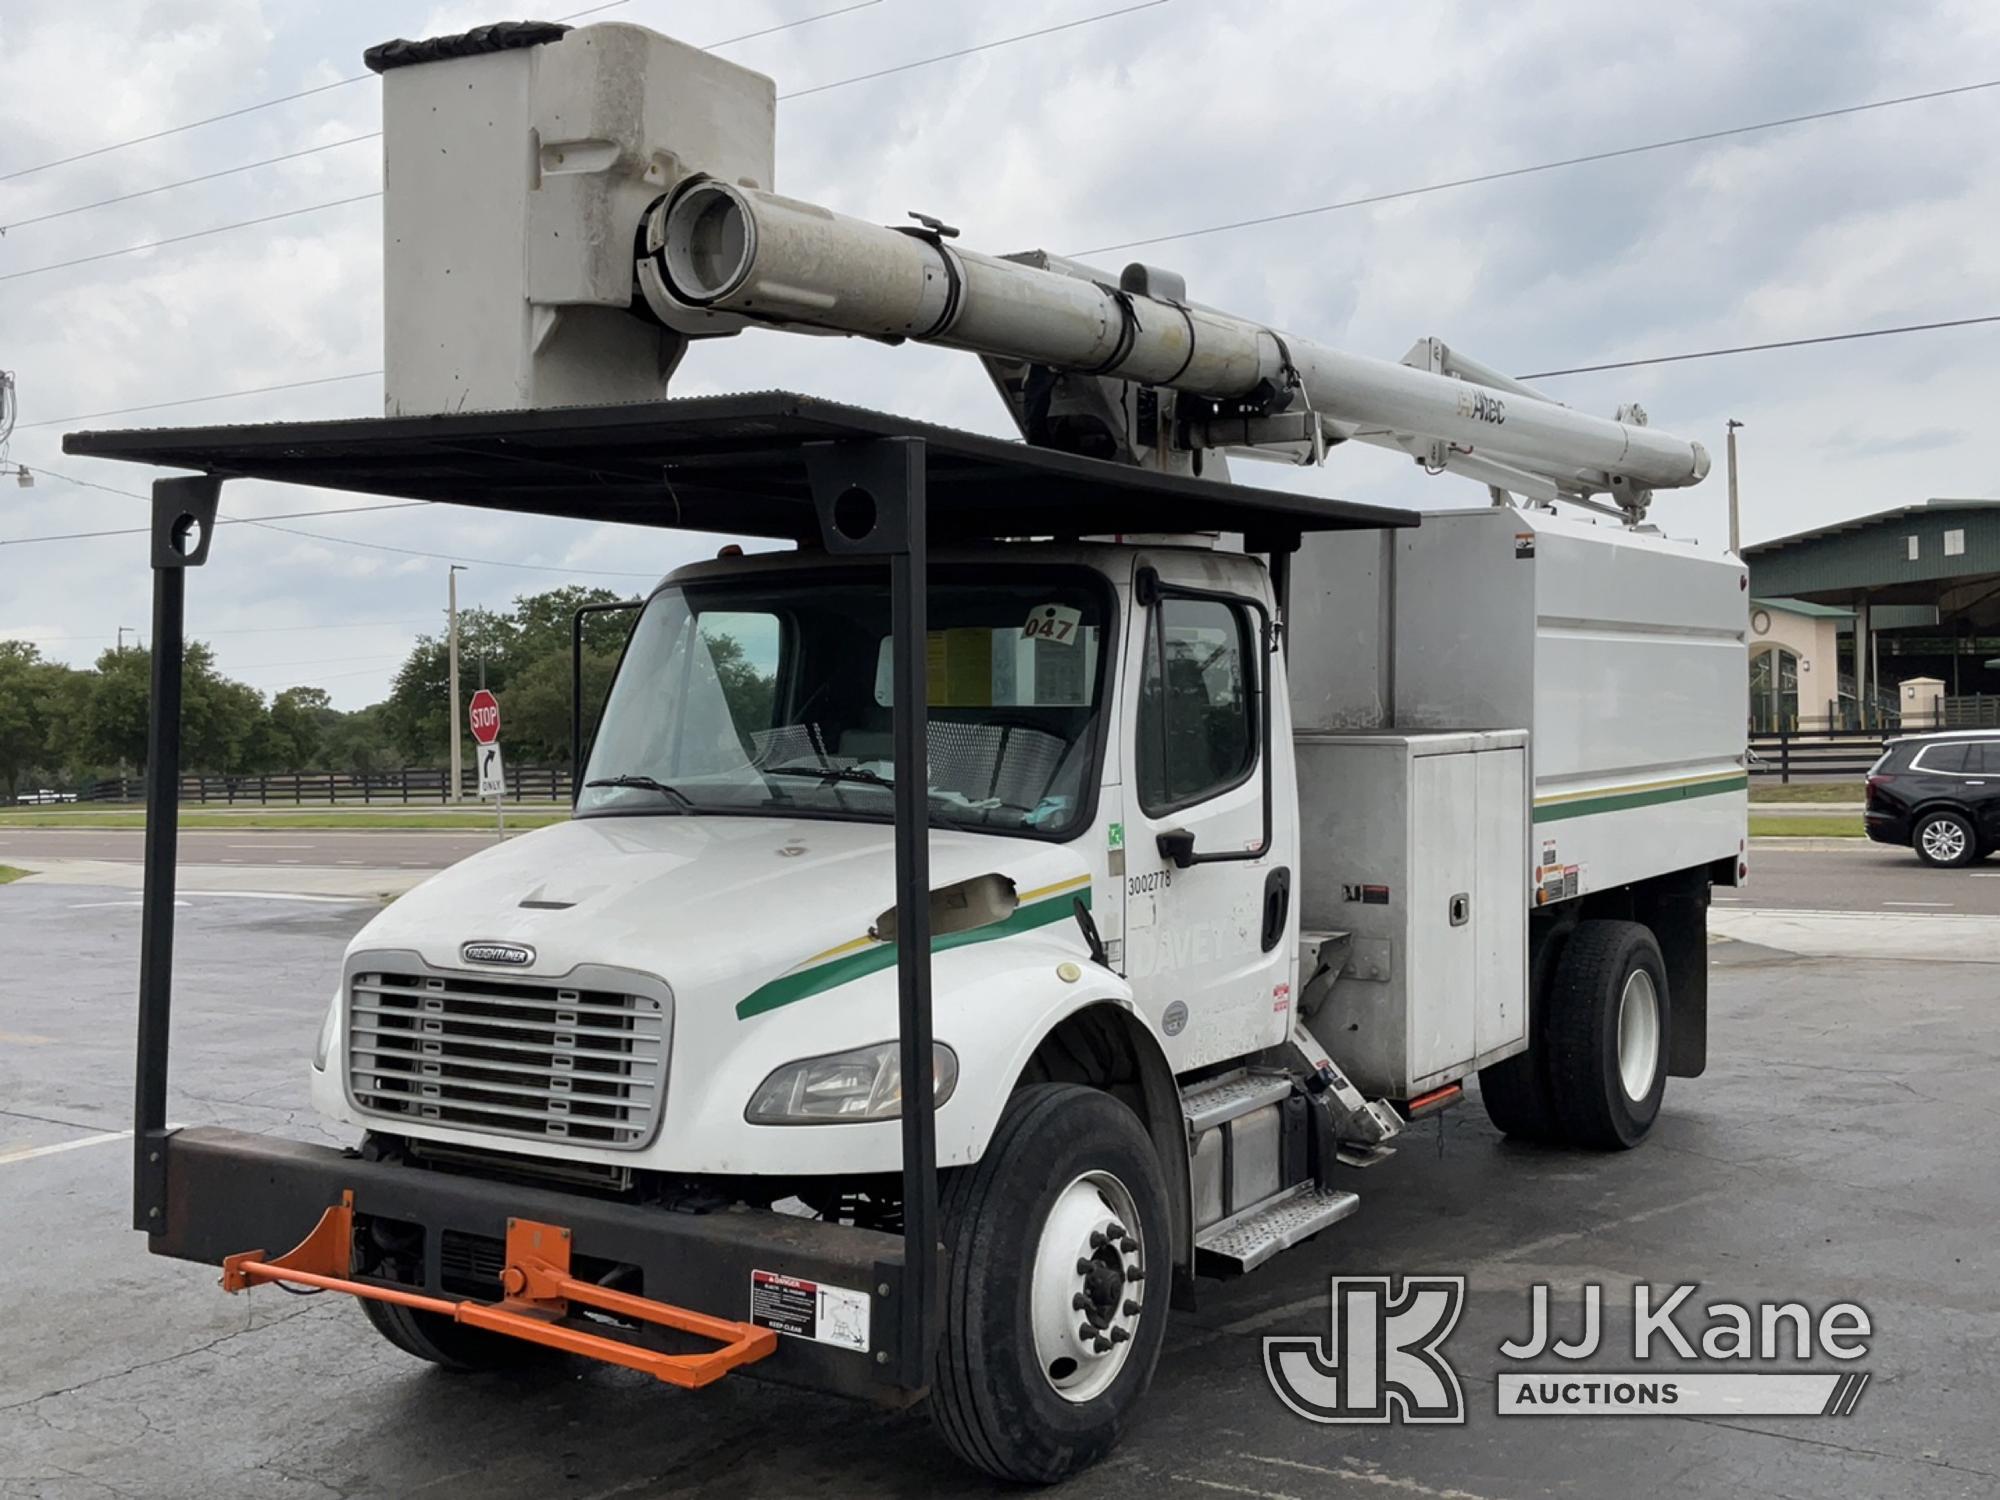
[{"left": 578, "top": 568, "right": 1111, "bottom": 838}]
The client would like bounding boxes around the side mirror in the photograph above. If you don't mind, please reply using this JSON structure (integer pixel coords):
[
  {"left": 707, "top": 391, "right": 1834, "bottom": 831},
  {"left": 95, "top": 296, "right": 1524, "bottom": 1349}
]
[{"left": 1157, "top": 828, "right": 1198, "bottom": 868}]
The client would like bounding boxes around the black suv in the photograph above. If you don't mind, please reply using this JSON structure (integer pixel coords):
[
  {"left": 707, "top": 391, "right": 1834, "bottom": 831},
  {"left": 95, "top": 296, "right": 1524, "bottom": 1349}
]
[{"left": 1865, "top": 730, "right": 2000, "bottom": 866}]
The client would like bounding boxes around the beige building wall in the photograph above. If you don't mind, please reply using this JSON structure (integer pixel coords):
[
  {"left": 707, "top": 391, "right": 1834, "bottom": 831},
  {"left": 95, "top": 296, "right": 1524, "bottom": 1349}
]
[{"left": 1748, "top": 603, "right": 1845, "bottom": 730}]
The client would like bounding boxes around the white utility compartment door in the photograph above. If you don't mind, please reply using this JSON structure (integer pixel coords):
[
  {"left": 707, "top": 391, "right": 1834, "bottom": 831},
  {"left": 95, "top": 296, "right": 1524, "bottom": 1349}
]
[{"left": 1407, "top": 751, "right": 1478, "bottom": 1084}]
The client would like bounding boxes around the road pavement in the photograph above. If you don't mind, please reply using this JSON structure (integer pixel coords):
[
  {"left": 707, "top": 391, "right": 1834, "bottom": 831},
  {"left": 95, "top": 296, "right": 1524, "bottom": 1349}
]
[{"left": 1, "top": 881, "right": 1993, "bottom": 1498}]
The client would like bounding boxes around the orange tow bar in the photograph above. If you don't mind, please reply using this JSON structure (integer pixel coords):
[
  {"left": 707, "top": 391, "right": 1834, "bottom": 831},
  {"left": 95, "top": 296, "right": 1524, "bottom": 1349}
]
[{"left": 221, "top": 1191, "right": 777, "bottom": 1388}]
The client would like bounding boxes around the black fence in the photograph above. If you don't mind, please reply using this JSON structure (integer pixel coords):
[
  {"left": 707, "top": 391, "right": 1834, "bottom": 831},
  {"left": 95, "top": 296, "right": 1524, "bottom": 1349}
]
[
  {"left": 1942, "top": 695, "right": 2000, "bottom": 729},
  {"left": 1749, "top": 730, "right": 1890, "bottom": 783},
  {"left": 63, "top": 766, "right": 574, "bottom": 806}
]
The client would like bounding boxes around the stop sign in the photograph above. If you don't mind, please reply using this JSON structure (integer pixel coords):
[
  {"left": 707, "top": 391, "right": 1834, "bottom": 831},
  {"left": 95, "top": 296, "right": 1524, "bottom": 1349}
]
[{"left": 468, "top": 689, "right": 501, "bottom": 745}]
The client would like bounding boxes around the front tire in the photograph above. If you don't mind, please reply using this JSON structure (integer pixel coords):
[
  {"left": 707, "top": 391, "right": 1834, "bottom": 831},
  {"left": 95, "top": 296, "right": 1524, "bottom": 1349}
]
[
  {"left": 360, "top": 1296, "right": 565, "bottom": 1373},
  {"left": 1914, "top": 809, "right": 1978, "bottom": 868},
  {"left": 1546, "top": 920, "right": 1669, "bottom": 1150},
  {"left": 929, "top": 1083, "right": 1170, "bottom": 1484}
]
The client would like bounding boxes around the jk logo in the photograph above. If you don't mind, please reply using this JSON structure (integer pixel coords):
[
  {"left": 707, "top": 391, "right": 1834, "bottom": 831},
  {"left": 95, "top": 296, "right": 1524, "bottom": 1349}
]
[{"left": 1264, "top": 1276, "right": 1467, "bottom": 1424}]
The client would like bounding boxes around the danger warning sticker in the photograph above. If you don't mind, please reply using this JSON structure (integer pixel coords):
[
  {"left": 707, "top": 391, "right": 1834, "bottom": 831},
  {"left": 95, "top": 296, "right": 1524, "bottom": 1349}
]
[{"left": 750, "top": 1270, "right": 871, "bottom": 1353}]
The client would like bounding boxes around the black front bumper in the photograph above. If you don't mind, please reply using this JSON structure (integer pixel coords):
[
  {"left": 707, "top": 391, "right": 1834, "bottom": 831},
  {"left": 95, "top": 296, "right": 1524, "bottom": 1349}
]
[{"left": 152, "top": 1127, "right": 920, "bottom": 1403}]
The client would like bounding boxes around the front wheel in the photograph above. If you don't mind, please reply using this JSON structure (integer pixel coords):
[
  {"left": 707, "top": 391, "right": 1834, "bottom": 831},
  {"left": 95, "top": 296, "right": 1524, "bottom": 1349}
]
[{"left": 929, "top": 1083, "right": 1171, "bottom": 1484}]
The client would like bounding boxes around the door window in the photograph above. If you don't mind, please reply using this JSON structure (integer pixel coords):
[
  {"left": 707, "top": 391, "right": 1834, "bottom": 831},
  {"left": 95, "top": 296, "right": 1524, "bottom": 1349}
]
[{"left": 1135, "top": 597, "right": 1257, "bottom": 814}]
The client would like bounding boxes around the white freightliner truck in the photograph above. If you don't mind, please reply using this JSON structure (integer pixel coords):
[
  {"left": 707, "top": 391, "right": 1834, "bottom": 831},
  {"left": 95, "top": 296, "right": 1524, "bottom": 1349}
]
[{"left": 71, "top": 21, "right": 1747, "bottom": 1484}]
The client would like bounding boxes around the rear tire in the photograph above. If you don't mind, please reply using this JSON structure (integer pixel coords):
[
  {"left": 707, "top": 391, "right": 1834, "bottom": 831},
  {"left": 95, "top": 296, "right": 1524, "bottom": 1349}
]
[
  {"left": 1477, "top": 924, "right": 1569, "bottom": 1144},
  {"left": 1545, "top": 920, "right": 1669, "bottom": 1150},
  {"left": 1914, "top": 809, "right": 1978, "bottom": 868},
  {"left": 929, "top": 1083, "right": 1170, "bottom": 1484}
]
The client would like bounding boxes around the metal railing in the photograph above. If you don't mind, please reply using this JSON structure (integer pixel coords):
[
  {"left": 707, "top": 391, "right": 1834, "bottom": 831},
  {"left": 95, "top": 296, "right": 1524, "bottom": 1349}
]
[
  {"left": 1749, "top": 729, "right": 1891, "bottom": 783},
  {"left": 64, "top": 766, "right": 575, "bottom": 806}
]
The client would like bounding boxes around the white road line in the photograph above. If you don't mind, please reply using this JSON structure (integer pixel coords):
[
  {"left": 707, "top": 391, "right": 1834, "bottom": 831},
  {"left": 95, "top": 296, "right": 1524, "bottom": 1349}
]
[
  {"left": 1883, "top": 900, "right": 1953, "bottom": 908},
  {"left": 227, "top": 843, "right": 316, "bottom": 849},
  {"left": 0, "top": 1129, "right": 131, "bottom": 1167},
  {"left": 68, "top": 899, "right": 189, "bottom": 910},
  {"left": 1237, "top": 1455, "right": 1500, "bottom": 1500}
]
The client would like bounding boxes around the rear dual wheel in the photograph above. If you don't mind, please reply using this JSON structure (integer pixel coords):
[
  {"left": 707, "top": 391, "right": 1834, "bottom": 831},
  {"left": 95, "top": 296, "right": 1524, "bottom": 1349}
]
[{"left": 1480, "top": 919, "right": 1669, "bottom": 1150}]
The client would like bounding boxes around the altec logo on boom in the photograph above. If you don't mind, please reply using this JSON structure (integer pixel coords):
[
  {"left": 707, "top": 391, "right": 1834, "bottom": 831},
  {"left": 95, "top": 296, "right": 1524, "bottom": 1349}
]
[{"left": 1265, "top": 1279, "right": 1873, "bottom": 1421}]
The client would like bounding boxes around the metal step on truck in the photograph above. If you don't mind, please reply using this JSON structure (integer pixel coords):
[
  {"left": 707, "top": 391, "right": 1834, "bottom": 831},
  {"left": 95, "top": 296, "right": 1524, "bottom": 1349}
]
[{"left": 67, "top": 19, "right": 1747, "bottom": 1485}]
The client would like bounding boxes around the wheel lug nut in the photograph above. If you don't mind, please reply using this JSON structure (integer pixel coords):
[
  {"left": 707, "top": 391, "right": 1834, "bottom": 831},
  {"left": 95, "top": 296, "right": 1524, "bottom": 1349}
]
[
  {"left": 1072, "top": 1293, "right": 1090, "bottom": 1311},
  {"left": 1125, "top": 1265, "right": 1145, "bottom": 1282},
  {"left": 1076, "top": 1259, "right": 1095, "bottom": 1275},
  {"left": 1092, "top": 1336, "right": 1112, "bottom": 1353},
  {"left": 1110, "top": 1326, "right": 1130, "bottom": 1343},
  {"left": 1123, "top": 1299, "right": 1140, "bottom": 1316},
  {"left": 1078, "top": 1322, "right": 1096, "bottom": 1342},
  {"left": 1089, "top": 1230, "right": 1107, "bottom": 1249}
]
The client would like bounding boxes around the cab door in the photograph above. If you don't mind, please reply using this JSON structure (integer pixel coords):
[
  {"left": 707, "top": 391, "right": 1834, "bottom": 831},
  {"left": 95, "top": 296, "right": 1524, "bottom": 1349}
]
[{"left": 1118, "top": 552, "right": 1297, "bottom": 1070}]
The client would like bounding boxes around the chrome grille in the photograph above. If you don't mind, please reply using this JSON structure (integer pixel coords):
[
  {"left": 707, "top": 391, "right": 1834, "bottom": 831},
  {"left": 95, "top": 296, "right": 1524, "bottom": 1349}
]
[{"left": 346, "top": 963, "right": 668, "bottom": 1149}]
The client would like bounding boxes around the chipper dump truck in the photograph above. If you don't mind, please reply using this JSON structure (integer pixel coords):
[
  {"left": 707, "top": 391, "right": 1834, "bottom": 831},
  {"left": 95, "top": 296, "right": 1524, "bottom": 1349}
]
[{"left": 67, "top": 19, "right": 1746, "bottom": 1483}]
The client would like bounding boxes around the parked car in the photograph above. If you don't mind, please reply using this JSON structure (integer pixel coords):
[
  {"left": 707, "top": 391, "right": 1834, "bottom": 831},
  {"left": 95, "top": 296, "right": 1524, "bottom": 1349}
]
[{"left": 1864, "top": 730, "right": 2000, "bottom": 866}]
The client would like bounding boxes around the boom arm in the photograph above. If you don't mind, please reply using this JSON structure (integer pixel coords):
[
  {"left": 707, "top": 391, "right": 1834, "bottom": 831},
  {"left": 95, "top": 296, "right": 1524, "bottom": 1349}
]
[
  {"left": 370, "top": 19, "right": 1707, "bottom": 519},
  {"left": 636, "top": 180, "right": 1707, "bottom": 515}
]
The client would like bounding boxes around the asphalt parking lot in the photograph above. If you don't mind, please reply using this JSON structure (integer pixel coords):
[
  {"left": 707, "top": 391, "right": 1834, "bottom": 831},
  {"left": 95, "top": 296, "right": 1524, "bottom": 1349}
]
[{"left": 3, "top": 867, "right": 1997, "bottom": 1499}]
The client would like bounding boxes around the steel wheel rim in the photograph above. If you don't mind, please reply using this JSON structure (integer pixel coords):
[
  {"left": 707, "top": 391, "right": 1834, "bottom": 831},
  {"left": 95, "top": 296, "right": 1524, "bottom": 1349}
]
[
  {"left": 1923, "top": 819, "right": 1967, "bottom": 862},
  {"left": 1029, "top": 1170, "right": 1144, "bottom": 1403},
  {"left": 1616, "top": 969, "right": 1661, "bottom": 1102}
]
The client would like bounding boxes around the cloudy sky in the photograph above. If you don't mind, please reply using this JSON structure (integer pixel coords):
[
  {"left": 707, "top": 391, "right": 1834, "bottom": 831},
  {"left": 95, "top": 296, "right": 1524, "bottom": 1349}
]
[{"left": 3, "top": 0, "right": 1998, "bottom": 708}]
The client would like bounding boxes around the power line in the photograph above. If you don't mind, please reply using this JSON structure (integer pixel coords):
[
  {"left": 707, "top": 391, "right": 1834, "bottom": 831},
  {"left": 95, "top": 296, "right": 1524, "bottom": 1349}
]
[
  {"left": 1517, "top": 314, "right": 2000, "bottom": 379},
  {"left": 7, "top": 618, "right": 437, "bottom": 644},
  {"left": 11, "top": 460, "right": 666, "bottom": 576},
  {"left": 19, "top": 372, "right": 383, "bottom": 431},
  {"left": 778, "top": 0, "right": 1168, "bottom": 99},
  {"left": 1070, "top": 76, "right": 2000, "bottom": 257},
  {"left": 0, "top": 193, "right": 382, "bottom": 285},
  {"left": 0, "top": 0, "right": 866, "bottom": 190},
  {"left": 4, "top": 3, "right": 1155, "bottom": 284},
  {"left": 1, "top": 135, "right": 380, "bottom": 235},
  {"left": 246, "top": 517, "right": 664, "bottom": 577}
]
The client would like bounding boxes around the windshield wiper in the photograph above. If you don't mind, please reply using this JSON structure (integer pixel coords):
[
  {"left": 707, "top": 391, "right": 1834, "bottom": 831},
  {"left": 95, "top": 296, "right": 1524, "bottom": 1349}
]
[
  {"left": 584, "top": 774, "right": 695, "bottom": 810},
  {"left": 764, "top": 765, "right": 897, "bottom": 791}
]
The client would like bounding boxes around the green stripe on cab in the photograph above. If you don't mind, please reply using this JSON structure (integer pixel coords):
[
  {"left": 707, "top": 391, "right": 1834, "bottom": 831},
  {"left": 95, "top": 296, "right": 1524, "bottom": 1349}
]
[{"left": 735, "top": 887, "right": 1091, "bottom": 1020}]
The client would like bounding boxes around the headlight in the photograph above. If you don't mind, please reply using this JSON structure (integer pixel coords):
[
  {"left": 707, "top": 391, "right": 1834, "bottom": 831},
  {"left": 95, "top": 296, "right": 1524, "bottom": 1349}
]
[
  {"left": 313, "top": 998, "right": 338, "bottom": 1071},
  {"left": 746, "top": 1041, "right": 958, "bottom": 1125}
]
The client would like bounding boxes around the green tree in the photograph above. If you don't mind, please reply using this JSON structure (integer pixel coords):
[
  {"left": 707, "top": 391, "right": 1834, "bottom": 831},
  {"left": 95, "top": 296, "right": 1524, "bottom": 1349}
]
[
  {"left": 380, "top": 607, "right": 516, "bottom": 765},
  {"left": 0, "top": 642, "right": 50, "bottom": 799},
  {"left": 270, "top": 686, "right": 335, "bottom": 768}
]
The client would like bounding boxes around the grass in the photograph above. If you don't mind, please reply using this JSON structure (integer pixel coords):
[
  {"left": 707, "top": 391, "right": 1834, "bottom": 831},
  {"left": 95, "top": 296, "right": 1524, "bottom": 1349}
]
[
  {"left": 0, "top": 865, "right": 27, "bottom": 884},
  {"left": 1750, "top": 814, "right": 1864, "bottom": 838},
  {"left": 1749, "top": 782, "right": 1866, "bottom": 804},
  {"left": 0, "top": 809, "right": 570, "bottom": 832}
]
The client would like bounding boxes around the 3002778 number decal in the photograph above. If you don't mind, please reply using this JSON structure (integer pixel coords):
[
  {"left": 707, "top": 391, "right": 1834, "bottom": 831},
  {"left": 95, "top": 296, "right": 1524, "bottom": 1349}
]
[{"left": 1128, "top": 870, "right": 1172, "bottom": 895}]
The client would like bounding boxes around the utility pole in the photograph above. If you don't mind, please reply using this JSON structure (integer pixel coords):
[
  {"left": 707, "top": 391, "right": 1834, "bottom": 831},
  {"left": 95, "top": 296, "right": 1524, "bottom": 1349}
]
[
  {"left": 1725, "top": 419, "right": 1744, "bottom": 555},
  {"left": 117, "top": 626, "right": 138, "bottom": 651},
  {"left": 448, "top": 565, "right": 467, "bottom": 804}
]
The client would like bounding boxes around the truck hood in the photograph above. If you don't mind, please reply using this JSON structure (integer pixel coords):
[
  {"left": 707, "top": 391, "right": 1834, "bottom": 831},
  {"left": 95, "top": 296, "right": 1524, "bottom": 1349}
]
[{"left": 349, "top": 814, "right": 1094, "bottom": 1008}]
